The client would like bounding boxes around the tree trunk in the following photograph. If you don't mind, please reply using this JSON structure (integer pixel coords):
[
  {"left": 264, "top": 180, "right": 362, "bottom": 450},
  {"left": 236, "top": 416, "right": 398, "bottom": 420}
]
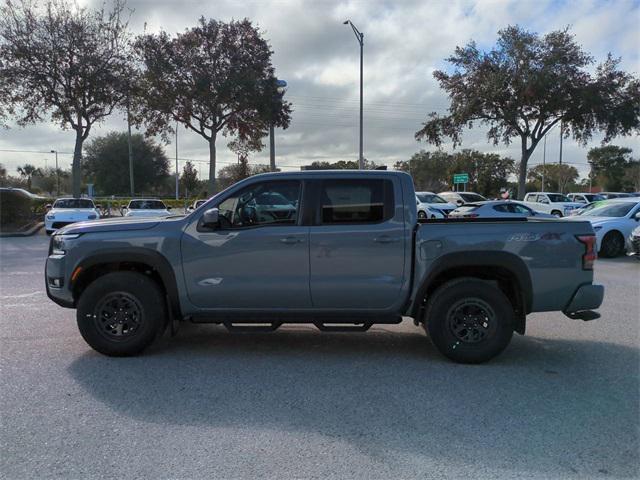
[
  {"left": 72, "top": 129, "right": 84, "bottom": 198},
  {"left": 208, "top": 133, "right": 217, "bottom": 195},
  {"left": 517, "top": 136, "right": 531, "bottom": 200}
]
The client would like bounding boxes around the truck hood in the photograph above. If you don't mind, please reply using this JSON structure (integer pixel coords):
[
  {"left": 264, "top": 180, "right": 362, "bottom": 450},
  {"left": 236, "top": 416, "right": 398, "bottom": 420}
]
[{"left": 57, "top": 216, "right": 165, "bottom": 234}]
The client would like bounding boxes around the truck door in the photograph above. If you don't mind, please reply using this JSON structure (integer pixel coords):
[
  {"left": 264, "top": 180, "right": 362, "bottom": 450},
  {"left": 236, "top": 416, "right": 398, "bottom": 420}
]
[
  {"left": 181, "top": 180, "right": 311, "bottom": 309},
  {"left": 309, "top": 177, "right": 405, "bottom": 309}
]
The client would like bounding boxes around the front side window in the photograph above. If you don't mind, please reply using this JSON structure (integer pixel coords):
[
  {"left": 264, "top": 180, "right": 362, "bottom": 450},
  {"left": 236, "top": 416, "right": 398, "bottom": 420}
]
[
  {"left": 417, "top": 193, "right": 446, "bottom": 204},
  {"left": 216, "top": 181, "right": 300, "bottom": 228},
  {"left": 320, "top": 179, "right": 392, "bottom": 224},
  {"left": 547, "top": 194, "right": 571, "bottom": 203}
]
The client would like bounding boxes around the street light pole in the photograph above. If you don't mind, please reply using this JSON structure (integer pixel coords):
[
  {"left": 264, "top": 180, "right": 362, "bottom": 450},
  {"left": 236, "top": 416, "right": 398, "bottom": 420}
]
[
  {"left": 343, "top": 20, "right": 364, "bottom": 170},
  {"left": 127, "top": 100, "right": 134, "bottom": 197},
  {"left": 50, "top": 150, "right": 59, "bottom": 196},
  {"left": 175, "top": 120, "right": 179, "bottom": 200},
  {"left": 541, "top": 136, "right": 546, "bottom": 192}
]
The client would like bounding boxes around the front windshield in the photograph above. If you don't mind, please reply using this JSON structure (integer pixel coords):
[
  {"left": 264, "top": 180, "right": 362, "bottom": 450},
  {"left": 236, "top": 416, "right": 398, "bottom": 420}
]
[
  {"left": 417, "top": 193, "right": 447, "bottom": 204},
  {"left": 53, "top": 199, "right": 95, "bottom": 209},
  {"left": 129, "top": 200, "right": 166, "bottom": 209},
  {"left": 582, "top": 202, "right": 637, "bottom": 218},
  {"left": 547, "top": 194, "right": 571, "bottom": 202},
  {"left": 460, "top": 193, "right": 486, "bottom": 202}
]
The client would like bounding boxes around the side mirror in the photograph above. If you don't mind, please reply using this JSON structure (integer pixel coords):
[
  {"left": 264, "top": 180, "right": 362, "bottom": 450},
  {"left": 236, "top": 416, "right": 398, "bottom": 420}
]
[
  {"left": 634, "top": 211, "right": 640, "bottom": 221},
  {"left": 167, "top": 206, "right": 172, "bottom": 211},
  {"left": 201, "top": 208, "right": 219, "bottom": 228},
  {"left": 456, "top": 199, "right": 463, "bottom": 206}
]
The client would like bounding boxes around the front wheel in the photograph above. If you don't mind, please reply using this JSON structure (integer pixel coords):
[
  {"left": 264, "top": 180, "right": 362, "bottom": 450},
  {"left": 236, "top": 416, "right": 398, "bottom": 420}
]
[
  {"left": 424, "top": 278, "right": 514, "bottom": 364},
  {"left": 76, "top": 271, "right": 166, "bottom": 356},
  {"left": 599, "top": 231, "right": 624, "bottom": 258},
  {"left": 418, "top": 210, "right": 427, "bottom": 220}
]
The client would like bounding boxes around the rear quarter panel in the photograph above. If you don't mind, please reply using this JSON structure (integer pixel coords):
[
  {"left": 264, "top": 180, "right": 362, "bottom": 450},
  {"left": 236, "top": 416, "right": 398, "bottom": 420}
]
[{"left": 410, "top": 219, "right": 596, "bottom": 313}]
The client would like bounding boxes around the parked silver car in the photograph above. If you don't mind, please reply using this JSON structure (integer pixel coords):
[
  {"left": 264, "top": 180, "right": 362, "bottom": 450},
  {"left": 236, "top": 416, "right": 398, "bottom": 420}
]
[{"left": 449, "top": 201, "right": 555, "bottom": 219}]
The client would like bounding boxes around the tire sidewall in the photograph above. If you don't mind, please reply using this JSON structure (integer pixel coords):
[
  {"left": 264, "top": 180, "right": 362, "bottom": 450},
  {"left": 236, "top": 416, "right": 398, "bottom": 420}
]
[
  {"left": 600, "top": 231, "right": 623, "bottom": 258},
  {"left": 426, "top": 279, "right": 514, "bottom": 364},
  {"left": 76, "top": 272, "right": 165, "bottom": 356}
]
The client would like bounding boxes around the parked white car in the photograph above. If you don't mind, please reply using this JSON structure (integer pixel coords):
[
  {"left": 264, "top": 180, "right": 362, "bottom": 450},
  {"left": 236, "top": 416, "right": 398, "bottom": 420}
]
[
  {"left": 449, "top": 201, "right": 555, "bottom": 219},
  {"left": 563, "top": 198, "right": 640, "bottom": 257},
  {"left": 45, "top": 198, "right": 100, "bottom": 234},
  {"left": 415, "top": 192, "right": 457, "bottom": 219},
  {"left": 521, "top": 192, "right": 583, "bottom": 217},
  {"left": 123, "top": 199, "right": 172, "bottom": 218},
  {"left": 186, "top": 199, "right": 207, "bottom": 212}
]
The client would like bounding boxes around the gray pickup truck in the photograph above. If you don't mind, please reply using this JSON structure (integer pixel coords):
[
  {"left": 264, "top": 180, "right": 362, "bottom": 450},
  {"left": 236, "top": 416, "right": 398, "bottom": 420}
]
[{"left": 45, "top": 171, "right": 604, "bottom": 363}]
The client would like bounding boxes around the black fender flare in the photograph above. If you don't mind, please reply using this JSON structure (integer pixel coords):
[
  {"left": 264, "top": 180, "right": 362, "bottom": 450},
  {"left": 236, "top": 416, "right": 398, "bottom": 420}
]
[
  {"left": 411, "top": 250, "right": 533, "bottom": 321},
  {"left": 72, "top": 248, "right": 181, "bottom": 319}
]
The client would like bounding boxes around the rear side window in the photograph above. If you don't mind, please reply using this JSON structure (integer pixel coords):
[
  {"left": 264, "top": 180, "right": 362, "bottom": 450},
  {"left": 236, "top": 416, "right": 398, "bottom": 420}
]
[{"left": 319, "top": 179, "right": 393, "bottom": 224}]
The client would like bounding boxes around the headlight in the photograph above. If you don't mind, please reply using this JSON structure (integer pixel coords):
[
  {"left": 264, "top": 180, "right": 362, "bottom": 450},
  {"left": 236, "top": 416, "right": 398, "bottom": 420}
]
[
  {"left": 51, "top": 233, "right": 81, "bottom": 255},
  {"left": 46, "top": 214, "right": 55, "bottom": 219},
  {"left": 593, "top": 226, "right": 603, "bottom": 232},
  {"left": 88, "top": 214, "right": 97, "bottom": 219}
]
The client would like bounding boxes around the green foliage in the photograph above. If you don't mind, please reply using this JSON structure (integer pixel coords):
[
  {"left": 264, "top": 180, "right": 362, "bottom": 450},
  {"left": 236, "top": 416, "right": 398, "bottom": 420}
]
[
  {"left": 217, "top": 159, "right": 271, "bottom": 191},
  {"left": 16, "top": 164, "right": 42, "bottom": 191},
  {"left": 587, "top": 145, "right": 634, "bottom": 191},
  {"left": 394, "top": 150, "right": 515, "bottom": 197},
  {"left": 180, "top": 161, "right": 203, "bottom": 198},
  {"left": 527, "top": 164, "right": 579, "bottom": 193},
  {"left": 83, "top": 132, "right": 170, "bottom": 196},
  {"left": 133, "top": 18, "right": 291, "bottom": 194},
  {"left": 304, "top": 159, "right": 380, "bottom": 170},
  {"left": 416, "top": 25, "right": 640, "bottom": 199},
  {"left": 0, "top": 0, "right": 133, "bottom": 197}
]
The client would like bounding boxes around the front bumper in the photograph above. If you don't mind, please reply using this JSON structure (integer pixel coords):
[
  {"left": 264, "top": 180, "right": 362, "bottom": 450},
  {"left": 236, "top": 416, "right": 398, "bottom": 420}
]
[
  {"left": 45, "top": 254, "right": 74, "bottom": 308},
  {"left": 563, "top": 284, "right": 604, "bottom": 320}
]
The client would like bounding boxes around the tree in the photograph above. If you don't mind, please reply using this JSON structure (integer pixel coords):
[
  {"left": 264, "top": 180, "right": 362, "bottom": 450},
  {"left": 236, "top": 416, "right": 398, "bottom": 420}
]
[
  {"left": 0, "top": 0, "right": 132, "bottom": 198},
  {"left": 415, "top": 25, "right": 640, "bottom": 199},
  {"left": 83, "top": 132, "right": 170, "bottom": 195},
  {"left": 394, "top": 149, "right": 514, "bottom": 196},
  {"left": 0, "top": 163, "right": 6, "bottom": 179},
  {"left": 134, "top": 18, "right": 291, "bottom": 194},
  {"left": 16, "top": 164, "right": 42, "bottom": 191},
  {"left": 527, "top": 163, "right": 578, "bottom": 193},
  {"left": 305, "top": 159, "right": 380, "bottom": 170},
  {"left": 624, "top": 161, "right": 640, "bottom": 192},
  {"left": 394, "top": 151, "right": 450, "bottom": 192},
  {"left": 32, "top": 167, "right": 70, "bottom": 195},
  {"left": 180, "top": 161, "right": 200, "bottom": 198},
  {"left": 587, "top": 145, "right": 633, "bottom": 191}
]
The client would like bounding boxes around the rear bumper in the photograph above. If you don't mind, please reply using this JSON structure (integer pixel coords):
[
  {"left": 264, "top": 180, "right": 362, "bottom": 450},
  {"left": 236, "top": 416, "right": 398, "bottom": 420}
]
[{"left": 563, "top": 284, "right": 604, "bottom": 318}]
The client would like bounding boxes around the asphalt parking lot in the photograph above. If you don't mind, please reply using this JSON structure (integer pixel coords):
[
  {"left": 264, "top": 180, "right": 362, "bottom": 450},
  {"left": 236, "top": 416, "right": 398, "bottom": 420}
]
[{"left": 1, "top": 231, "right": 638, "bottom": 479}]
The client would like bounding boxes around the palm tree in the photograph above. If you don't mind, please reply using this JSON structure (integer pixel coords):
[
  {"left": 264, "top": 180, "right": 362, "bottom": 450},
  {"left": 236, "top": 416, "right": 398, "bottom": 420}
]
[{"left": 16, "top": 164, "right": 42, "bottom": 191}]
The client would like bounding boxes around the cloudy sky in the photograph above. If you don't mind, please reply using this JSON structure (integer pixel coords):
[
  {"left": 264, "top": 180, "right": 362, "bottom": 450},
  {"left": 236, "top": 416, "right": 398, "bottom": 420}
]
[{"left": 1, "top": 0, "right": 639, "bottom": 183}]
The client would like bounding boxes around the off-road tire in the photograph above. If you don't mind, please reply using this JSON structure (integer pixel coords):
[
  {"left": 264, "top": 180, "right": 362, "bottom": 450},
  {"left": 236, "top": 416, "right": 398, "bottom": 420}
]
[
  {"left": 76, "top": 271, "right": 166, "bottom": 356},
  {"left": 424, "top": 278, "right": 514, "bottom": 364}
]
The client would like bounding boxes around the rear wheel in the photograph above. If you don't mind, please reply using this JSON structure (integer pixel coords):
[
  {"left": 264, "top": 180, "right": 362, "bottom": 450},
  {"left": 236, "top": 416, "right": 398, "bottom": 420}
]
[
  {"left": 424, "top": 278, "right": 514, "bottom": 364},
  {"left": 76, "top": 271, "right": 166, "bottom": 356},
  {"left": 551, "top": 210, "right": 563, "bottom": 217},
  {"left": 600, "top": 231, "right": 625, "bottom": 258}
]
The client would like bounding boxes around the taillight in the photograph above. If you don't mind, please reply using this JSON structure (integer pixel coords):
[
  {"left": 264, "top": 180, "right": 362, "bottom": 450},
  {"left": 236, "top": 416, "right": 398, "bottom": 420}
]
[{"left": 576, "top": 235, "right": 597, "bottom": 270}]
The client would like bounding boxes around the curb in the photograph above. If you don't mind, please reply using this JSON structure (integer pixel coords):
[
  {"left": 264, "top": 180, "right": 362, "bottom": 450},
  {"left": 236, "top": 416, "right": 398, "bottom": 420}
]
[{"left": 0, "top": 222, "right": 44, "bottom": 238}]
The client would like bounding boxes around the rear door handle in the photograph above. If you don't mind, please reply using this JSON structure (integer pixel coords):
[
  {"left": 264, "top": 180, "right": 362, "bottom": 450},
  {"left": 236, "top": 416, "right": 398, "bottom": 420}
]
[
  {"left": 280, "top": 236, "right": 303, "bottom": 244},
  {"left": 373, "top": 235, "right": 399, "bottom": 244}
]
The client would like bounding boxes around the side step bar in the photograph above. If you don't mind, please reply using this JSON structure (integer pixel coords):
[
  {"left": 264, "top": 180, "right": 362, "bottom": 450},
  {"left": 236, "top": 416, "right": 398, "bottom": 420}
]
[{"left": 219, "top": 322, "right": 374, "bottom": 333}]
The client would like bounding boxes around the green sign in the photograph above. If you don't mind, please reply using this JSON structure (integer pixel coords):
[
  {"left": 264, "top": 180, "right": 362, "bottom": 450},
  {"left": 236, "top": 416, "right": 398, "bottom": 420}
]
[{"left": 453, "top": 173, "right": 469, "bottom": 184}]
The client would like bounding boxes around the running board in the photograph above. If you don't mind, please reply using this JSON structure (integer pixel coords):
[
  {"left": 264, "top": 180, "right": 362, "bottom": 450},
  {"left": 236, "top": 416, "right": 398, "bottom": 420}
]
[
  {"left": 223, "top": 322, "right": 283, "bottom": 333},
  {"left": 314, "top": 322, "right": 372, "bottom": 332}
]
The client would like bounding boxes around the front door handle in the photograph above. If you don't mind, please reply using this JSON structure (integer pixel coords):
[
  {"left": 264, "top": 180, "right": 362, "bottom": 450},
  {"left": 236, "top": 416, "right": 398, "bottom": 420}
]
[
  {"left": 280, "top": 236, "right": 303, "bottom": 245},
  {"left": 373, "top": 235, "right": 399, "bottom": 244}
]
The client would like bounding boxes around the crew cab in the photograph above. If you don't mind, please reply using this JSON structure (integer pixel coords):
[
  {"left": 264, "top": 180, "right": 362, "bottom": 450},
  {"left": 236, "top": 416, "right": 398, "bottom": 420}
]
[
  {"left": 521, "top": 192, "right": 583, "bottom": 217},
  {"left": 45, "top": 171, "right": 604, "bottom": 364}
]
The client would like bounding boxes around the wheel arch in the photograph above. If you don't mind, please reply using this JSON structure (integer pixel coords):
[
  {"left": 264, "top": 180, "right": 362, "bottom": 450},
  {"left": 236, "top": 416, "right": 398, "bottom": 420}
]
[
  {"left": 71, "top": 248, "right": 181, "bottom": 320},
  {"left": 410, "top": 251, "right": 532, "bottom": 334}
]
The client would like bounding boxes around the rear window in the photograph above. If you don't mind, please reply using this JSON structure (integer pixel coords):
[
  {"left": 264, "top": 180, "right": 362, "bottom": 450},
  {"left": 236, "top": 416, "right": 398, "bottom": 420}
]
[
  {"left": 53, "top": 199, "right": 95, "bottom": 209},
  {"left": 455, "top": 205, "right": 479, "bottom": 212},
  {"left": 129, "top": 200, "right": 166, "bottom": 209},
  {"left": 417, "top": 193, "right": 447, "bottom": 204},
  {"left": 320, "top": 179, "right": 393, "bottom": 224}
]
